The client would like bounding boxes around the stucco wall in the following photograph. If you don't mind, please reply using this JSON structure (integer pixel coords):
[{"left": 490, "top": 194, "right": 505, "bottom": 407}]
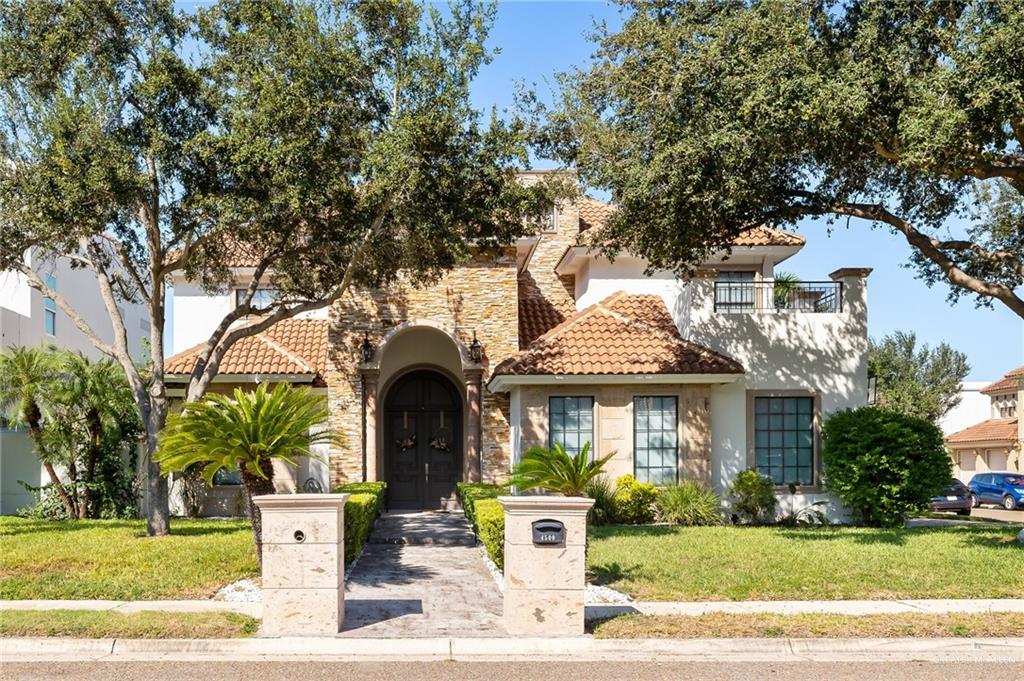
[
  {"left": 1, "top": 253, "right": 150, "bottom": 359},
  {"left": 513, "top": 383, "right": 713, "bottom": 484}
]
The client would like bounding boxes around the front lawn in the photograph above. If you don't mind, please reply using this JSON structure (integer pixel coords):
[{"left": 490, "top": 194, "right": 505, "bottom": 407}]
[
  {"left": 0, "top": 609, "right": 258, "bottom": 638},
  {"left": 590, "top": 612, "right": 1024, "bottom": 639},
  {"left": 587, "top": 525, "right": 1024, "bottom": 601},
  {"left": 0, "top": 517, "right": 257, "bottom": 600}
]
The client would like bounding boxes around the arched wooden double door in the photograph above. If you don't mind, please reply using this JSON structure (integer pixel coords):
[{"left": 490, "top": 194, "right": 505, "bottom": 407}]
[{"left": 383, "top": 369, "right": 463, "bottom": 510}]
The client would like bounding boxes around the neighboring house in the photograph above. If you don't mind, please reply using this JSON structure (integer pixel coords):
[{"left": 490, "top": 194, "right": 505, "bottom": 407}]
[
  {"left": 940, "top": 381, "right": 996, "bottom": 437},
  {"left": 946, "top": 366, "right": 1023, "bottom": 482},
  {"left": 165, "top": 176, "right": 870, "bottom": 518},
  {"left": 0, "top": 250, "right": 150, "bottom": 514}
]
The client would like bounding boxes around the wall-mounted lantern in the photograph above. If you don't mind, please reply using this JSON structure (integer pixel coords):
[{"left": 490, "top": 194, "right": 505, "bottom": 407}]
[
  {"left": 469, "top": 331, "right": 484, "bottom": 364},
  {"left": 360, "top": 332, "right": 374, "bottom": 364}
]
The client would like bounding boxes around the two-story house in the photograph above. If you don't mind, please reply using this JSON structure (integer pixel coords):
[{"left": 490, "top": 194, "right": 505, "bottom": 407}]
[
  {"left": 165, "top": 179, "right": 870, "bottom": 518},
  {"left": 0, "top": 251, "right": 150, "bottom": 514},
  {"left": 947, "top": 366, "right": 1023, "bottom": 481}
]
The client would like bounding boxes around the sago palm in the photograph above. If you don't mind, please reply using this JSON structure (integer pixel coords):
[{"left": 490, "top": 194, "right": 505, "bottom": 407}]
[
  {"left": 156, "top": 383, "right": 341, "bottom": 563},
  {"left": 509, "top": 442, "right": 614, "bottom": 497}
]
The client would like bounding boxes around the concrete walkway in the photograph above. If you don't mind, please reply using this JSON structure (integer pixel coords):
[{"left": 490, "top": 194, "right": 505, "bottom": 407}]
[{"left": 339, "top": 511, "right": 504, "bottom": 638}]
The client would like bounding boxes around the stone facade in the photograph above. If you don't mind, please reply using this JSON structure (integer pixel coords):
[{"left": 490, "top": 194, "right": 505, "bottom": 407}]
[
  {"left": 517, "top": 384, "right": 713, "bottom": 484},
  {"left": 325, "top": 250, "right": 520, "bottom": 487},
  {"left": 322, "top": 186, "right": 588, "bottom": 490}
]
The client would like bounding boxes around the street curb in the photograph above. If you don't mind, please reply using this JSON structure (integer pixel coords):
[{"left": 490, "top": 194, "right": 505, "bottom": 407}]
[{"left": 2, "top": 636, "right": 1022, "bottom": 663}]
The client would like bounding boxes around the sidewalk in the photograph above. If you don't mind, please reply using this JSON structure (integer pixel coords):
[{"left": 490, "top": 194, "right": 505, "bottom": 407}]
[
  {"left": 2, "top": 635, "right": 1022, "bottom": 663},
  {"left": 5, "top": 598, "right": 1023, "bottom": 621}
]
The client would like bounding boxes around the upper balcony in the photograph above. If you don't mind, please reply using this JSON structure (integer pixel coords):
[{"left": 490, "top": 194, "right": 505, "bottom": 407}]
[{"left": 713, "top": 280, "right": 844, "bottom": 315}]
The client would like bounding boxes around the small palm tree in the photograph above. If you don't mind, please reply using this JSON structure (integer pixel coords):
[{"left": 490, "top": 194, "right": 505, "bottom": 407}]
[
  {"left": 509, "top": 442, "right": 614, "bottom": 496},
  {"left": 772, "top": 271, "right": 802, "bottom": 309},
  {"left": 155, "top": 383, "right": 341, "bottom": 564},
  {"left": 0, "top": 345, "right": 75, "bottom": 517}
]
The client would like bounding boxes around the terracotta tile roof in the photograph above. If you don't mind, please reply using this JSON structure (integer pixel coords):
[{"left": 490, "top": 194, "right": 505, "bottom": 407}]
[
  {"left": 517, "top": 272, "right": 573, "bottom": 348},
  {"left": 731, "top": 225, "right": 806, "bottom": 247},
  {"left": 946, "top": 418, "right": 1019, "bottom": 445},
  {"left": 578, "top": 197, "right": 615, "bottom": 232},
  {"left": 575, "top": 197, "right": 803, "bottom": 247},
  {"left": 981, "top": 366, "right": 1024, "bottom": 395},
  {"left": 165, "top": 319, "right": 328, "bottom": 382},
  {"left": 494, "top": 293, "right": 744, "bottom": 377}
]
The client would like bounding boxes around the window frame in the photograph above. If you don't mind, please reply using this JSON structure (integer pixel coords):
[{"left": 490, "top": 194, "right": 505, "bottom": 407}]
[
  {"left": 746, "top": 389, "right": 821, "bottom": 491},
  {"left": 713, "top": 269, "right": 759, "bottom": 314},
  {"left": 632, "top": 395, "right": 680, "bottom": 486},
  {"left": 43, "top": 272, "right": 57, "bottom": 336},
  {"left": 547, "top": 395, "right": 595, "bottom": 459},
  {"left": 234, "top": 287, "right": 279, "bottom": 311}
]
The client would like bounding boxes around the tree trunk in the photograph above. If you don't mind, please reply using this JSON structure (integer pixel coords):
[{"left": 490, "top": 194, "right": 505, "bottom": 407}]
[
  {"left": 141, "top": 396, "right": 171, "bottom": 536},
  {"left": 24, "top": 402, "right": 76, "bottom": 519},
  {"left": 241, "top": 459, "right": 276, "bottom": 569},
  {"left": 80, "top": 410, "right": 103, "bottom": 519}
]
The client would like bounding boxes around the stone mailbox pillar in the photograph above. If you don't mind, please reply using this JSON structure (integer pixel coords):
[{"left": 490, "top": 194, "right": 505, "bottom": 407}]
[
  {"left": 498, "top": 495, "right": 594, "bottom": 636},
  {"left": 253, "top": 493, "right": 349, "bottom": 637}
]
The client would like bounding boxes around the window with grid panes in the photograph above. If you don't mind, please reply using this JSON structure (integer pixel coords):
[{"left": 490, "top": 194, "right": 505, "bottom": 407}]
[
  {"left": 754, "top": 396, "right": 815, "bottom": 485},
  {"left": 548, "top": 396, "right": 593, "bottom": 457},
  {"left": 633, "top": 396, "right": 678, "bottom": 485}
]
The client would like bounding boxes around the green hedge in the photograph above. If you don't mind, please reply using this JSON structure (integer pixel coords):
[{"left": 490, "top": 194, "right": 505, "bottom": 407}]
[
  {"left": 474, "top": 499, "right": 505, "bottom": 570},
  {"left": 455, "top": 482, "right": 505, "bottom": 569},
  {"left": 333, "top": 481, "right": 386, "bottom": 565}
]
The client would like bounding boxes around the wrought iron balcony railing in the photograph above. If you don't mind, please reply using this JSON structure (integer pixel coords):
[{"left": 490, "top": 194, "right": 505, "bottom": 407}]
[{"left": 713, "top": 281, "right": 843, "bottom": 314}]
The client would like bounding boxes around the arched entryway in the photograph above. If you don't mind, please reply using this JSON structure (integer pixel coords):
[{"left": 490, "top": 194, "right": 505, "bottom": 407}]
[{"left": 383, "top": 369, "right": 463, "bottom": 510}]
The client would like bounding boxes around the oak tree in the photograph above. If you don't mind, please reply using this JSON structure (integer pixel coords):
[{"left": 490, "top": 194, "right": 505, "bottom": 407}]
[{"left": 1, "top": 0, "right": 556, "bottom": 534}]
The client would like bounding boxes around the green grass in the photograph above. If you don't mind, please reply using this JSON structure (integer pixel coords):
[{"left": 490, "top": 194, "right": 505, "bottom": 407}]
[
  {"left": 587, "top": 525, "right": 1024, "bottom": 601},
  {"left": 590, "top": 612, "right": 1024, "bottom": 639},
  {"left": 0, "top": 517, "right": 258, "bottom": 600},
  {"left": 0, "top": 609, "right": 258, "bottom": 638}
]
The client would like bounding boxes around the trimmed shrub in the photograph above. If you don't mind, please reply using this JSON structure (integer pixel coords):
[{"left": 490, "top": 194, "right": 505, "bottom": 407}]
[
  {"left": 585, "top": 476, "right": 616, "bottom": 526},
  {"left": 728, "top": 469, "right": 778, "bottom": 524},
  {"left": 455, "top": 482, "right": 502, "bottom": 526},
  {"left": 473, "top": 498, "right": 505, "bottom": 569},
  {"left": 655, "top": 480, "right": 722, "bottom": 526},
  {"left": 612, "top": 475, "right": 657, "bottom": 524},
  {"left": 455, "top": 482, "right": 505, "bottom": 567},
  {"left": 822, "top": 406, "right": 951, "bottom": 527},
  {"left": 333, "top": 481, "right": 386, "bottom": 565}
]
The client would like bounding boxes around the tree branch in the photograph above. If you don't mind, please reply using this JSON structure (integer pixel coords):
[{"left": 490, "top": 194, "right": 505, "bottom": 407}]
[
  {"left": 16, "top": 262, "right": 119, "bottom": 358},
  {"left": 828, "top": 202, "right": 1024, "bottom": 318}
]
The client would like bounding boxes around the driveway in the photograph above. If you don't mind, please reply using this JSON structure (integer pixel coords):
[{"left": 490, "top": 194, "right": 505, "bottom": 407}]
[{"left": 970, "top": 507, "right": 1024, "bottom": 523}]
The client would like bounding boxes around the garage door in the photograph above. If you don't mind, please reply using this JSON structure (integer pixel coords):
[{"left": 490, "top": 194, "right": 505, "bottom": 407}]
[{"left": 987, "top": 450, "right": 1009, "bottom": 471}]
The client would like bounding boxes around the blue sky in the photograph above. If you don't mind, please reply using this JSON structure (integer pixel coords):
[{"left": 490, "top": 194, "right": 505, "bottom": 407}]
[{"left": 472, "top": 1, "right": 1022, "bottom": 381}]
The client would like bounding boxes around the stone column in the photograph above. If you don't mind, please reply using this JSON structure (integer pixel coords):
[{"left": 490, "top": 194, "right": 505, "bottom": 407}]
[
  {"left": 254, "top": 493, "right": 349, "bottom": 637},
  {"left": 361, "top": 369, "right": 379, "bottom": 482},
  {"left": 499, "top": 495, "right": 594, "bottom": 636},
  {"left": 465, "top": 368, "right": 483, "bottom": 483}
]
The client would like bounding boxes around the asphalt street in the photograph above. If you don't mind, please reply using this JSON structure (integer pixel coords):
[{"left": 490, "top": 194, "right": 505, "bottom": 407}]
[{"left": 2, "top": 661, "right": 1022, "bottom": 681}]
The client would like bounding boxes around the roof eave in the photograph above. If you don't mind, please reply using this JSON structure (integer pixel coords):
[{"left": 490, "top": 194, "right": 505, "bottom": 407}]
[{"left": 488, "top": 372, "right": 742, "bottom": 393}]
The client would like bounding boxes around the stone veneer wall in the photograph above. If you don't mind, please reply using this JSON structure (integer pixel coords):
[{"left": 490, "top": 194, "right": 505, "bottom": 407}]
[
  {"left": 518, "top": 384, "right": 713, "bottom": 484},
  {"left": 325, "top": 249, "right": 520, "bottom": 486}
]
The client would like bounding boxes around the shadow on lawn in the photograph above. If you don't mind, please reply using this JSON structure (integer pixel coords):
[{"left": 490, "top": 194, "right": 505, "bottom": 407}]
[
  {"left": 587, "top": 560, "right": 644, "bottom": 587},
  {"left": 777, "top": 525, "right": 1022, "bottom": 549}
]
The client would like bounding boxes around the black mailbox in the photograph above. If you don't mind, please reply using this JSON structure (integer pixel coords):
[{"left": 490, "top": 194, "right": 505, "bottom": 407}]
[{"left": 531, "top": 519, "right": 565, "bottom": 545}]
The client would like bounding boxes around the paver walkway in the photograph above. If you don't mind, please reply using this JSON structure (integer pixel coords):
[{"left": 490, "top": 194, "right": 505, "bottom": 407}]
[{"left": 340, "top": 511, "right": 504, "bottom": 638}]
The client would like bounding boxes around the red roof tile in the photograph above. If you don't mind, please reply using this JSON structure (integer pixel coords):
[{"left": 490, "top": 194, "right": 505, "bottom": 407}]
[
  {"left": 165, "top": 319, "right": 328, "bottom": 382},
  {"left": 494, "top": 293, "right": 744, "bottom": 378},
  {"left": 518, "top": 272, "right": 572, "bottom": 349},
  {"left": 981, "top": 366, "right": 1024, "bottom": 395},
  {"left": 946, "top": 418, "right": 1019, "bottom": 445}
]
